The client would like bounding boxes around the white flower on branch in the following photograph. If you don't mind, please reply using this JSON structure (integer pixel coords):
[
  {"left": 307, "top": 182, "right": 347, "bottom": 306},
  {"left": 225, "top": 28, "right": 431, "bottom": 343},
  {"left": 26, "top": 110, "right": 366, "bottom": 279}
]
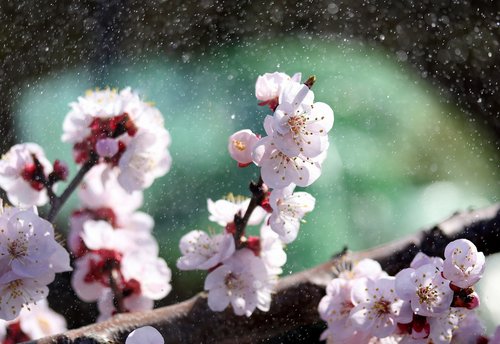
[
  {"left": 255, "top": 72, "right": 301, "bottom": 109},
  {"left": 350, "top": 276, "right": 413, "bottom": 338},
  {"left": 0, "top": 143, "right": 53, "bottom": 207},
  {"left": 62, "top": 88, "right": 172, "bottom": 192},
  {"left": 228, "top": 129, "right": 260, "bottom": 167},
  {"left": 395, "top": 263, "right": 454, "bottom": 317},
  {"left": 252, "top": 136, "right": 323, "bottom": 189},
  {"left": 0, "top": 203, "right": 71, "bottom": 321},
  {"left": 268, "top": 184, "right": 315, "bottom": 244},
  {"left": 176, "top": 230, "right": 235, "bottom": 271},
  {"left": 207, "top": 195, "right": 267, "bottom": 227},
  {"left": 204, "top": 249, "right": 275, "bottom": 317},
  {"left": 272, "top": 84, "right": 333, "bottom": 159},
  {"left": 442, "top": 239, "right": 485, "bottom": 289}
]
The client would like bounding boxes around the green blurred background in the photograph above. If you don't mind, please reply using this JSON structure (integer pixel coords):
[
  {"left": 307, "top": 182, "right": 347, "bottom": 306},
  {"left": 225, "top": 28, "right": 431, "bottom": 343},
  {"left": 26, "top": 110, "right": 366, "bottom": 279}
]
[{"left": 15, "top": 38, "right": 498, "bottom": 313}]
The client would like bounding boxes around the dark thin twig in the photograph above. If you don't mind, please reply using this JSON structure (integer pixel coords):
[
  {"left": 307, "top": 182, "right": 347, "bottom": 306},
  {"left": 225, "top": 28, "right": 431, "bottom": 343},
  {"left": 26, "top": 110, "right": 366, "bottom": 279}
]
[
  {"left": 233, "top": 175, "right": 266, "bottom": 247},
  {"left": 46, "top": 155, "right": 98, "bottom": 223}
]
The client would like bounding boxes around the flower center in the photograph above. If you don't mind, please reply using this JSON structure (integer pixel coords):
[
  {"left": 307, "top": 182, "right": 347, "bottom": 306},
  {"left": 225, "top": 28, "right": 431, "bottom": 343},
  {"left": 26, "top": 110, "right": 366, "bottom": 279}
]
[
  {"left": 416, "top": 285, "right": 439, "bottom": 305},
  {"left": 373, "top": 298, "right": 391, "bottom": 316},
  {"left": 232, "top": 140, "right": 246, "bottom": 151},
  {"left": 7, "top": 236, "right": 29, "bottom": 260}
]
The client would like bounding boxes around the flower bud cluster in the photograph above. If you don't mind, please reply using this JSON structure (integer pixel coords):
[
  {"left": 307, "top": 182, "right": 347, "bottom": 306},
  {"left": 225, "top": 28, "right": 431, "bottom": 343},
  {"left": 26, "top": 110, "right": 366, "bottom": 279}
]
[
  {"left": 0, "top": 202, "right": 71, "bottom": 321},
  {"left": 69, "top": 165, "right": 171, "bottom": 321},
  {"left": 177, "top": 195, "right": 286, "bottom": 317},
  {"left": 318, "top": 239, "right": 487, "bottom": 343},
  {"left": 0, "top": 299, "right": 66, "bottom": 342},
  {"left": 62, "top": 87, "right": 171, "bottom": 192}
]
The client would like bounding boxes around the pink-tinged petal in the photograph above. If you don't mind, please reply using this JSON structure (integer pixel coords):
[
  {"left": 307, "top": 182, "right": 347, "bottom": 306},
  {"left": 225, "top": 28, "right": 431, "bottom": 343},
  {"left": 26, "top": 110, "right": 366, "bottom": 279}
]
[
  {"left": 207, "top": 287, "right": 230, "bottom": 312},
  {"left": 125, "top": 326, "right": 164, "bottom": 344}
]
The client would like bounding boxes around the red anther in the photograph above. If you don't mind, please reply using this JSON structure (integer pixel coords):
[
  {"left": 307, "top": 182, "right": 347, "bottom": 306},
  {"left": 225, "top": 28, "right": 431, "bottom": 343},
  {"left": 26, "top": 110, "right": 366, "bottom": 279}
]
[{"left": 237, "top": 162, "right": 252, "bottom": 168}]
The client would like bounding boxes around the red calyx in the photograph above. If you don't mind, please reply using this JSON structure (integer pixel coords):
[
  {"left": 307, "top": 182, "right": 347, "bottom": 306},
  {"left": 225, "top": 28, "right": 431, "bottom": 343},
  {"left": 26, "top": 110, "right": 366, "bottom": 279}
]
[
  {"left": 83, "top": 249, "right": 123, "bottom": 287},
  {"left": 4, "top": 321, "right": 31, "bottom": 343},
  {"left": 73, "top": 113, "right": 136, "bottom": 164},
  {"left": 21, "top": 162, "right": 45, "bottom": 191},
  {"left": 246, "top": 236, "right": 261, "bottom": 256}
]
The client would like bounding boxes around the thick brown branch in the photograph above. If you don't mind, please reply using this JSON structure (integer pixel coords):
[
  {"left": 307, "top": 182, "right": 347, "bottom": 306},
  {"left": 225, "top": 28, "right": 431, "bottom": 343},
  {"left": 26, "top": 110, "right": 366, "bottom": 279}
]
[{"left": 28, "top": 203, "right": 500, "bottom": 344}]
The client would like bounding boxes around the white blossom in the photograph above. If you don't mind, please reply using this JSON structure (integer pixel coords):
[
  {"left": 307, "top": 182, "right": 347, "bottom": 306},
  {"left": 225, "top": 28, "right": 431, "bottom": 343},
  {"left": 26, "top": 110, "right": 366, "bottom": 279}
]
[
  {"left": 252, "top": 136, "right": 322, "bottom": 189},
  {"left": 255, "top": 72, "right": 301, "bottom": 103},
  {"left": 15, "top": 299, "right": 66, "bottom": 339},
  {"left": 176, "top": 230, "right": 235, "bottom": 271},
  {"left": 0, "top": 143, "right": 53, "bottom": 207},
  {"left": 395, "top": 264, "right": 453, "bottom": 317},
  {"left": 272, "top": 84, "right": 333, "bottom": 158},
  {"left": 207, "top": 195, "right": 267, "bottom": 227},
  {"left": 268, "top": 185, "right": 315, "bottom": 243},
  {"left": 442, "top": 239, "right": 485, "bottom": 288},
  {"left": 228, "top": 129, "right": 260, "bottom": 166},
  {"left": 117, "top": 130, "right": 171, "bottom": 192},
  {"left": 259, "top": 221, "right": 287, "bottom": 275},
  {"left": 204, "top": 249, "right": 275, "bottom": 317},
  {"left": 125, "top": 326, "right": 164, "bottom": 344},
  {"left": 0, "top": 206, "right": 71, "bottom": 280},
  {"left": 350, "top": 276, "right": 413, "bottom": 338}
]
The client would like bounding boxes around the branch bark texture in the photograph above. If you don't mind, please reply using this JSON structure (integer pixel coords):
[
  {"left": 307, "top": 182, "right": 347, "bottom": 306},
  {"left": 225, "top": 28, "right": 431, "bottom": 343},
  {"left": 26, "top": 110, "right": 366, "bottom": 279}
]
[{"left": 28, "top": 203, "right": 500, "bottom": 344}]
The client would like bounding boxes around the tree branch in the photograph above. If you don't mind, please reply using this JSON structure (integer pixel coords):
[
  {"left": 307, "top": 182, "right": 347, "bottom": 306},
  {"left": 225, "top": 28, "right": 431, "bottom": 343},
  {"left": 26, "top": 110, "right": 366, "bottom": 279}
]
[{"left": 28, "top": 203, "right": 500, "bottom": 344}]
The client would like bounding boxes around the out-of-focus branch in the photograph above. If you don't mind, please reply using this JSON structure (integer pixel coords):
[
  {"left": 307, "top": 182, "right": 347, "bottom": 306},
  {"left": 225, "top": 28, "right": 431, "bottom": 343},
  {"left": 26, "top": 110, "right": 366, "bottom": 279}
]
[{"left": 28, "top": 203, "right": 500, "bottom": 344}]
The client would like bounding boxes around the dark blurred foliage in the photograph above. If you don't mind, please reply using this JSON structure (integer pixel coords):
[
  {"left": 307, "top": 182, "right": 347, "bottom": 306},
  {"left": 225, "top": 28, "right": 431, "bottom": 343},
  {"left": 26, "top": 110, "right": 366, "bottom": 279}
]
[{"left": 1, "top": 0, "right": 499, "bottom": 153}]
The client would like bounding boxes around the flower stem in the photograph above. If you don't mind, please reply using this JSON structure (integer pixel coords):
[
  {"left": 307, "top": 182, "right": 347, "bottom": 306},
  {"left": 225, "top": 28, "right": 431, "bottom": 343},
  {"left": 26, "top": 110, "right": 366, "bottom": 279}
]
[
  {"left": 46, "top": 155, "right": 98, "bottom": 223},
  {"left": 106, "top": 260, "right": 126, "bottom": 314},
  {"left": 234, "top": 175, "right": 267, "bottom": 248}
]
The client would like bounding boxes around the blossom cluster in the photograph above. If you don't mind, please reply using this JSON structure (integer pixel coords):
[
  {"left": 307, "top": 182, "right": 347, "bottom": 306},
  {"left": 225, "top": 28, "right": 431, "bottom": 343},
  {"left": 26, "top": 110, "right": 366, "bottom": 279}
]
[
  {"left": 177, "top": 72, "right": 334, "bottom": 317},
  {"left": 318, "top": 239, "right": 489, "bottom": 343},
  {"left": 177, "top": 195, "right": 285, "bottom": 317},
  {"left": 228, "top": 72, "right": 333, "bottom": 244},
  {"left": 0, "top": 202, "right": 71, "bottom": 321},
  {"left": 0, "top": 143, "right": 67, "bottom": 207},
  {"left": 62, "top": 87, "right": 172, "bottom": 192},
  {"left": 0, "top": 299, "right": 66, "bottom": 342},
  {"left": 65, "top": 88, "right": 172, "bottom": 320}
]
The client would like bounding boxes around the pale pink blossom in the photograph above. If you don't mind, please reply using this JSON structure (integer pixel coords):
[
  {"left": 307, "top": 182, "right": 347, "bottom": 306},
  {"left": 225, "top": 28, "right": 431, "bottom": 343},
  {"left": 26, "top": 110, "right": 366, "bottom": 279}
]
[
  {"left": 228, "top": 129, "right": 260, "bottom": 166},
  {"left": 0, "top": 274, "right": 51, "bottom": 321},
  {"left": 97, "top": 288, "right": 154, "bottom": 322},
  {"left": 340, "top": 259, "right": 388, "bottom": 281},
  {"left": 272, "top": 84, "right": 333, "bottom": 158},
  {"left": 16, "top": 299, "right": 67, "bottom": 339},
  {"left": 204, "top": 249, "right": 275, "bottom": 316},
  {"left": 207, "top": 196, "right": 267, "bottom": 227},
  {"left": 259, "top": 221, "right": 287, "bottom": 275},
  {"left": 255, "top": 72, "right": 301, "bottom": 103},
  {"left": 252, "top": 136, "right": 322, "bottom": 189},
  {"left": 318, "top": 278, "right": 359, "bottom": 341},
  {"left": 427, "top": 308, "right": 467, "bottom": 344},
  {"left": 490, "top": 326, "right": 500, "bottom": 344},
  {"left": 268, "top": 185, "right": 315, "bottom": 243},
  {"left": 410, "top": 252, "right": 444, "bottom": 270},
  {"left": 117, "top": 130, "right": 171, "bottom": 192},
  {"left": 125, "top": 326, "right": 164, "bottom": 344},
  {"left": 62, "top": 88, "right": 172, "bottom": 192},
  {"left": 451, "top": 310, "right": 485, "bottom": 344},
  {"left": 0, "top": 143, "right": 53, "bottom": 207},
  {"left": 350, "top": 276, "right": 413, "bottom": 338},
  {"left": 442, "top": 239, "right": 485, "bottom": 288},
  {"left": 395, "top": 264, "right": 453, "bottom": 317},
  {"left": 0, "top": 206, "right": 71, "bottom": 280},
  {"left": 176, "top": 230, "right": 235, "bottom": 271},
  {"left": 121, "top": 252, "right": 172, "bottom": 300}
]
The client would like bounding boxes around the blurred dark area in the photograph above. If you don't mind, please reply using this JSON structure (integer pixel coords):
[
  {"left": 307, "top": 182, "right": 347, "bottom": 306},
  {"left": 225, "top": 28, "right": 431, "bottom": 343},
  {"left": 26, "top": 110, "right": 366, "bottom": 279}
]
[
  {"left": 1, "top": 0, "right": 499, "bottom": 341},
  {"left": 1, "top": 0, "right": 499, "bottom": 154}
]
